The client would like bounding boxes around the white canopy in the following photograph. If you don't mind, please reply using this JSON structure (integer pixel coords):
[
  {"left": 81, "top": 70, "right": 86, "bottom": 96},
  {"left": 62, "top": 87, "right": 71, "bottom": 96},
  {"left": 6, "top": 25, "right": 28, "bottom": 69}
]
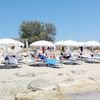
[
  {"left": 0, "top": 38, "right": 17, "bottom": 46},
  {"left": 55, "top": 40, "right": 78, "bottom": 47},
  {"left": 0, "top": 38, "right": 24, "bottom": 54},
  {"left": 55, "top": 41, "right": 66, "bottom": 46},
  {"left": 77, "top": 42, "right": 85, "bottom": 47},
  {"left": 64, "top": 40, "right": 78, "bottom": 46},
  {"left": 0, "top": 38, "right": 24, "bottom": 47},
  {"left": 85, "top": 41, "right": 100, "bottom": 47},
  {"left": 30, "top": 40, "right": 55, "bottom": 47}
]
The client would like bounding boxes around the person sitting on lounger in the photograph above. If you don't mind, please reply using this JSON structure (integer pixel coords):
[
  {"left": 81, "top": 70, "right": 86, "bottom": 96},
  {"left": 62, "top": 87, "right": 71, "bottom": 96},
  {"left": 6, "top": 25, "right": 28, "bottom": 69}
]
[
  {"left": 59, "top": 53, "right": 64, "bottom": 60},
  {"left": 69, "top": 53, "right": 76, "bottom": 61}
]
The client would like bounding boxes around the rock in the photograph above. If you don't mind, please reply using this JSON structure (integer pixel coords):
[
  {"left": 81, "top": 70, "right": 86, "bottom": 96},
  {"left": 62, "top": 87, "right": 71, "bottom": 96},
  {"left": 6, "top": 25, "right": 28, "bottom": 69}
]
[
  {"left": 15, "top": 90, "right": 71, "bottom": 100},
  {"left": 27, "top": 79, "right": 59, "bottom": 92}
]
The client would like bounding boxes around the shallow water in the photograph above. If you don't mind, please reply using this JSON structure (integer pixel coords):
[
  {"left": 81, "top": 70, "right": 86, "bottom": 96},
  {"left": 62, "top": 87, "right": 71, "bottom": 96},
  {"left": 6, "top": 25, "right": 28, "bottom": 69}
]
[{"left": 70, "top": 91, "right": 100, "bottom": 100}]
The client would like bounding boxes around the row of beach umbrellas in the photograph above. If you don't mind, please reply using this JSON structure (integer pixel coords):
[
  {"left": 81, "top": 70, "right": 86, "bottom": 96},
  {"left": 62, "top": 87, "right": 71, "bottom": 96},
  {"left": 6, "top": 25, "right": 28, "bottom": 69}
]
[
  {"left": 30, "top": 40, "right": 100, "bottom": 47},
  {"left": 0, "top": 38, "right": 100, "bottom": 48},
  {"left": 0, "top": 38, "right": 99, "bottom": 54}
]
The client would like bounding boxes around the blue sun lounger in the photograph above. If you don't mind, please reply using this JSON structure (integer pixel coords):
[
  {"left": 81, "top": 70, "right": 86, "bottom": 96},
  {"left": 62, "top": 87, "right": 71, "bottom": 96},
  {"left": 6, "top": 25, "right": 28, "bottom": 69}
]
[{"left": 46, "top": 58, "right": 61, "bottom": 68}]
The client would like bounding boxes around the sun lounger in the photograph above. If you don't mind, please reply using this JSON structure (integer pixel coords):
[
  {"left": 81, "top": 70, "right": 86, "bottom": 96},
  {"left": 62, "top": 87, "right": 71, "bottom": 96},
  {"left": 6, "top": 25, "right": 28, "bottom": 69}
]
[
  {"left": 5, "top": 57, "right": 22, "bottom": 68},
  {"left": 85, "top": 58, "right": 100, "bottom": 63},
  {"left": 46, "top": 58, "right": 62, "bottom": 68},
  {"left": 62, "top": 59, "right": 81, "bottom": 65},
  {"left": 28, "top": 58, "right": 35, "bottom": 66}
]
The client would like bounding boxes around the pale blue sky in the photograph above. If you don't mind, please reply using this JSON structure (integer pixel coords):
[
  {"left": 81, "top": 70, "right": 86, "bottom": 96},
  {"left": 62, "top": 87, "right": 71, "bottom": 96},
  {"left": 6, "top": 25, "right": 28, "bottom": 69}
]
[{"left": 0, "top": 0, "right": 100, "bottom": 41}]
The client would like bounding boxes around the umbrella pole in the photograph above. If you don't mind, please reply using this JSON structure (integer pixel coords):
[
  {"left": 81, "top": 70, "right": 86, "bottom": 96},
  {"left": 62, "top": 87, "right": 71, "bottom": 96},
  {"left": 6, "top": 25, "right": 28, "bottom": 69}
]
[
  {"left": 6, "top": 44, "right": 8, "bottom": 55},
  {"left": 26, "top": 39, "right": 28, "bottom": 48}
]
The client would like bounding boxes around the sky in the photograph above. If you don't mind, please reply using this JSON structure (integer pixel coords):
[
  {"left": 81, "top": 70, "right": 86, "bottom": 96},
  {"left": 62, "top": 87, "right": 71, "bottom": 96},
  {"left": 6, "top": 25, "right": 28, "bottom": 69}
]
[{"left": 0, "top": 0, "right": 100, "bottom": 41}]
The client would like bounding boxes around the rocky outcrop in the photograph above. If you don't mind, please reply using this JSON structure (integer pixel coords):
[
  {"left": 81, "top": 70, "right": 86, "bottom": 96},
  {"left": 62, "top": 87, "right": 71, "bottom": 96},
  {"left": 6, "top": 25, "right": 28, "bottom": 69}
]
[
  {"left": 27, "top": 79, "right": 59, "bottom": 91},
  {"left": 14, "top": 79, "right": 100, "bottom": 100},
  {"left": 15, "top": 79, "right": 70, "bottom": 100},
  {"left": 15, "top": 90, "right": 71, "bottom": 100}
]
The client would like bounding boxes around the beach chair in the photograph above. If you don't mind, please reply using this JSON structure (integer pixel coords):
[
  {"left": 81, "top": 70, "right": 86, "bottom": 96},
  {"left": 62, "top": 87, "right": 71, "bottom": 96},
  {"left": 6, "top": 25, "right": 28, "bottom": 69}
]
[
  {"left": 6, "top": 56, "right": 22, "bottom": 68},
  {"left": 28, "top": 57, "right": 35, "bottom": 66},
  {"left": 62, "top": 53, "right": 81, "bottom": 65},
  {"left": 0, "top": 61, "right": 5, "bottom": 69},
  {"left": 92, "top": 54, "right": 100, "bottom": 61},
  {"left": 61, "top": 59, "right": 81, "bottom": 65},
  {"left": 85, "top": 58, "right": 100, "bottom": 63},
  {"left": 46, "top": 58, "right": 62, "bottom": 68},
  {"left": 28, "top": 56, "right": 43, "bottom": 66}
]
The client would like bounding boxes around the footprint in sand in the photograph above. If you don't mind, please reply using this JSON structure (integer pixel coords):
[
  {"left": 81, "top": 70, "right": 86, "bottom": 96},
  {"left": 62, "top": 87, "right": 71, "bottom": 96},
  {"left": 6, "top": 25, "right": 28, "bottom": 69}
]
[{"left": 88, "top": 76, "right": 96, "bottom": 81}]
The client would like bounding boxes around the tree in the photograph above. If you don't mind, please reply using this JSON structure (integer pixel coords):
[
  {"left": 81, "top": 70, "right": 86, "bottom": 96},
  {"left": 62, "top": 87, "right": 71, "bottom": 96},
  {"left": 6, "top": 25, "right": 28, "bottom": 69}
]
[{"left": 19, "top": 21, "right": 56, "bottom": 44}]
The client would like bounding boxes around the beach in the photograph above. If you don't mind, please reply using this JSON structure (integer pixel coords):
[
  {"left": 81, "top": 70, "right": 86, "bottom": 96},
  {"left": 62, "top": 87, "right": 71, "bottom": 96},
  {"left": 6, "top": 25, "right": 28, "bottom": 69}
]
[{"left": 0, "top": 63, "right": 100, "bottom": 100}]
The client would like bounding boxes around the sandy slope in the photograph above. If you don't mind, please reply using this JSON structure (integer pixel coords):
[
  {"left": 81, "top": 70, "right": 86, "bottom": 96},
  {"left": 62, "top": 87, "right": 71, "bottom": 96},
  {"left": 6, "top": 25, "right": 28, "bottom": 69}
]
[{"left": 0, "top": 63, "right": 100, "bottom": 99}]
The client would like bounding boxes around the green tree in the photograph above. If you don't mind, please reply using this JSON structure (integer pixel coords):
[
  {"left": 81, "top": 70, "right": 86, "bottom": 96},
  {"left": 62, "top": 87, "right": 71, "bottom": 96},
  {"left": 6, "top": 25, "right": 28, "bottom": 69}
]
[{"left": 19, "top": 21, "right": 56, "bottom": 44}]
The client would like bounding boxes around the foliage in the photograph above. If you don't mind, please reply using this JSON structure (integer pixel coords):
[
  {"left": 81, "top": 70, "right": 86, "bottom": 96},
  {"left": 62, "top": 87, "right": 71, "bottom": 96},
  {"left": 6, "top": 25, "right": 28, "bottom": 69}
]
[{"left": 19, "top": 21, "right": 56, "bottom": 44}]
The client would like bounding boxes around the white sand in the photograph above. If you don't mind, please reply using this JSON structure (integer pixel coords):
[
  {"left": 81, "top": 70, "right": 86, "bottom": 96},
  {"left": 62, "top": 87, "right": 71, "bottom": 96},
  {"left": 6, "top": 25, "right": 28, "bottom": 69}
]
[{"left": 0, "top": 63, "right": 100, "bottom": 99}]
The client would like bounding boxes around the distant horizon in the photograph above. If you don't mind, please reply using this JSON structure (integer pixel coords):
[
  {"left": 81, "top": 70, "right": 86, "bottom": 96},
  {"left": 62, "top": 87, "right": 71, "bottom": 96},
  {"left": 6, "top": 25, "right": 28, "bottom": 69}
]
[{"left": 0, "top": 0, "right": 100, "bottom": 41}]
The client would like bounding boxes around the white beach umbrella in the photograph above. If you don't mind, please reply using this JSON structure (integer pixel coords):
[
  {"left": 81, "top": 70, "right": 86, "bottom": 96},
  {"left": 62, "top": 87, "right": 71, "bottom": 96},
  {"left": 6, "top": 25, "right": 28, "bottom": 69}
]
[
  {"left": 0, "top": 38, "right": 24, "bottom": 53},
  {"left": 0, "top": 38, "right": 17, "bottom": 46},
  {"left": 30, "top": 40, "right": 55, "bottom": 47},
  {"left": 55, "top": 40, "right": 78, "bottom": 47},
  {"left": 0, "top": 38, "right": 24, "bottom": 46},
  {"left": 64, "top": 40, "right": 78, "bottom": 47},
  {"left": 55, "top": 41, "right": 66, "bottom": 46},
  {"left": 77, "top": 42, "right": 86, "bottom": 47},
  {"left": 85, "top": 41, "right": 100, "bottom": 47}
]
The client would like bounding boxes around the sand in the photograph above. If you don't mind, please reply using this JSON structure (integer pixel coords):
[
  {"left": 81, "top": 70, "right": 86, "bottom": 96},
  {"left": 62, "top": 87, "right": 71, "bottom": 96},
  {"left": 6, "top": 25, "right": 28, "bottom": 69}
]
[{"left": 0, "top": 63, "right": 100, "bottom": 100}]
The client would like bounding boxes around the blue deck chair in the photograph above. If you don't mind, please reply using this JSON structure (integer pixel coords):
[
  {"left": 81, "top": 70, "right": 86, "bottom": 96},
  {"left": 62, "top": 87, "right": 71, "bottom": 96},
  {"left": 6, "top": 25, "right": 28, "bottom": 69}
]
[{"left": 46, "top": 58, "right": 61, "bottom": 68}]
